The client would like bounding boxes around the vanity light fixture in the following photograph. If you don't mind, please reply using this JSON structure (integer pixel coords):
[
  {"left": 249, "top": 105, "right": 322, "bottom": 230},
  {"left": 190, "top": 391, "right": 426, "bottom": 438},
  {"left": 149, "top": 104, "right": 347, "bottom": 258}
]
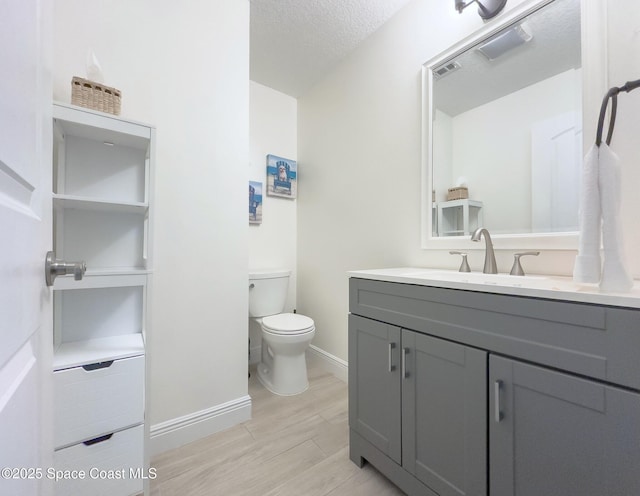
[{"left": 455, "top": 0, "right": 507, "bottom": 20}]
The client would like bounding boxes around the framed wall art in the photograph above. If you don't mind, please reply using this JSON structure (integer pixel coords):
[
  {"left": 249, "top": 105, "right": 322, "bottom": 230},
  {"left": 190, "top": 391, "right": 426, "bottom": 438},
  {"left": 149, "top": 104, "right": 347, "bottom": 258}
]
[
  {"left": 249, "top": 181, "right": 263, "bottom": 224},
  {"left": 266, "top": 154, "right": 297, "bottom": 199}
]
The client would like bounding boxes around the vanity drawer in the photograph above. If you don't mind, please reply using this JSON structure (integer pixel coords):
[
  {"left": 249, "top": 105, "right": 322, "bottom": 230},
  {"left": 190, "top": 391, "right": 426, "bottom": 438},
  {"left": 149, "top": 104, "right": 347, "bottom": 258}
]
[
  {"left": 350, "top": 278, "right": 640, "bottom": 390},
  {"left": 54, "top": 355, "right": 145, "bottom": 449},
  {"left": 53, "top": 424, "right": 144, "bottom": 496}
]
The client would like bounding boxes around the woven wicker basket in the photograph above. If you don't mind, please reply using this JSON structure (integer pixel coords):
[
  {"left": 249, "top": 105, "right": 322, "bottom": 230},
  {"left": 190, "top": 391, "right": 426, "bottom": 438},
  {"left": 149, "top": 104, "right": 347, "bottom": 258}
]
[
  {"left": 71, "top": 77, "right": 121, "bottom": 115},
  {"left": 446, "top": 186, "right": 469, "bottom": 201}
]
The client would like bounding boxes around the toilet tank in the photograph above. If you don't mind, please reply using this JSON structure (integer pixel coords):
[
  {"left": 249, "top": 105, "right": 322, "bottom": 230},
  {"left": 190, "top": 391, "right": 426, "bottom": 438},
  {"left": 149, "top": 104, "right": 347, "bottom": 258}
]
[{"left": 248, "top": 269, "right": 291, "bottom": 318}]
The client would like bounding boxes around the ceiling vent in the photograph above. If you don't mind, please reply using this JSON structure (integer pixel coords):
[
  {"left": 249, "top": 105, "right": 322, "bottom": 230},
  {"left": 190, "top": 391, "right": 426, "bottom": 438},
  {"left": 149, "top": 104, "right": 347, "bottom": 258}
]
[{"left": 433, "top": 61, "right": 462, "bottom": 80}]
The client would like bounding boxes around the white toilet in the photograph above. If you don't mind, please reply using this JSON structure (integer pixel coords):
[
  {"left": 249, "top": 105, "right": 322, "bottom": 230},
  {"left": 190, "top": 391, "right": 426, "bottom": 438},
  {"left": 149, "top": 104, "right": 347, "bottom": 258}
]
[{"left": 249, "top": 269, "right": 315, "bottom": 396}]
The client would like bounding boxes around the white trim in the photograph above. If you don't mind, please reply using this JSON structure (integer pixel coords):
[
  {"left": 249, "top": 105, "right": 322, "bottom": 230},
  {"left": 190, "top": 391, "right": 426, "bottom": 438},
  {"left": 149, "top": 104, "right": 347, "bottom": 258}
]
[
  {"left": 580, "top": 0, "right": 608, "bottom": 150},
  {"left": 306, "top": 345, "right": 348, "bottom": 383},
  {"left": 149, "top": 395, "right": 252, "bottom": 456}
]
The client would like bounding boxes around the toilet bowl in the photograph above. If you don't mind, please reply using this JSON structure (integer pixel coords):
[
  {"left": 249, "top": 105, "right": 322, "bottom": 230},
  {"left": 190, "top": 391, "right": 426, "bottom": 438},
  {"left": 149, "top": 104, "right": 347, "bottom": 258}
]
[
  {"left": 249, "top": 270, "right": 315, "bottom": 396},
  {"left": 256, "top": 313, "right": 315, "bottom": 395}
]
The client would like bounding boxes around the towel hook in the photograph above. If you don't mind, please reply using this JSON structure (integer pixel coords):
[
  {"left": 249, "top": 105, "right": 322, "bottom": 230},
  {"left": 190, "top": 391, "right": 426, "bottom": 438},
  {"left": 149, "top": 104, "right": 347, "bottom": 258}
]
[{"left": 596, "top": 78, "right": 640, "bottom": 147}]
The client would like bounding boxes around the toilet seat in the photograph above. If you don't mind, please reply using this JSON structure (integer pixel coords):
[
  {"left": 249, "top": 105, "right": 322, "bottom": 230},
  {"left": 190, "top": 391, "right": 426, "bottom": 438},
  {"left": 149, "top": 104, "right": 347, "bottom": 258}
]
[{"left": 261, "top": 313, "right": 315, "bottom": 335}]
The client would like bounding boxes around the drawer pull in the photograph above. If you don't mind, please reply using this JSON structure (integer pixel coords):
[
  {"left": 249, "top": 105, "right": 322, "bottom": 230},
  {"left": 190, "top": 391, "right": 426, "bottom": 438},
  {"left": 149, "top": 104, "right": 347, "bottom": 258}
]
[
  {"left": 83, "top": 433, "right": 113, "bottom": 446},
  {"left": 83, "top": 360, "right": 114, "bottom": 371}
]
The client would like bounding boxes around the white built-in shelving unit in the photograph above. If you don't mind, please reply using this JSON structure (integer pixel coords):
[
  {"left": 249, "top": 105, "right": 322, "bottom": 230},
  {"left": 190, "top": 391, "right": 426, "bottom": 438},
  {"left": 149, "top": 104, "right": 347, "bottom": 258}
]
[
  {"left": 436, "top": 199, "right": 483, "bottom": 236},
  {"left": 51, "top": 102, "right": 154, "bottom": 496}
]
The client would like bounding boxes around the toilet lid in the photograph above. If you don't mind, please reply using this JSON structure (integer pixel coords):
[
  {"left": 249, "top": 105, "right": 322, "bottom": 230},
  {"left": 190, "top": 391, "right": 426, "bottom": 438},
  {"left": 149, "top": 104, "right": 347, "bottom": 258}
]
[{"left": 261, "top": 313, "right": 315, "bottom": 334}]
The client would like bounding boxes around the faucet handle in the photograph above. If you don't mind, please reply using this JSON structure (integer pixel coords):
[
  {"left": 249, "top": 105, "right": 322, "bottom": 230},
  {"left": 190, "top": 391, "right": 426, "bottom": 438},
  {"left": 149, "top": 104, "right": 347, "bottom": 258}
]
[
  {"left": 510, "top": 251, "right": 540, "bottom": 276},
  {"left": 450, "top": 251, "right": 471, "bottom": 273}
]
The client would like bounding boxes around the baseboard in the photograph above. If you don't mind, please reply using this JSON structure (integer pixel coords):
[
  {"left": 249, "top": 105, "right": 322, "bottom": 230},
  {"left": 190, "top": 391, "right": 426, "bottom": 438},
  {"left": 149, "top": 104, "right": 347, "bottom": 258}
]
[
  {"left": 149, "top": 395, "right": 252, "bottom": 456},
  {"left": 306, "top": 345, "right": 348, "bottom": 383}
]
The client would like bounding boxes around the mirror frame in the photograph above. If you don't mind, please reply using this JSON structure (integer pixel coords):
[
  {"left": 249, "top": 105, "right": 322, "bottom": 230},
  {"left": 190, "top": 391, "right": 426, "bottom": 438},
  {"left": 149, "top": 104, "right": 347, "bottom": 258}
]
[{"left": 421, "top": 0, "right": 606, "bottom": 251}]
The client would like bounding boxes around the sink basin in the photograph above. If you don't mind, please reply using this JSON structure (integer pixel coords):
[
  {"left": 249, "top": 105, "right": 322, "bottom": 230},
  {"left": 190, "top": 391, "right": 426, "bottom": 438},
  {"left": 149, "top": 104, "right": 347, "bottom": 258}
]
[{"left": 399, "top": 269, "right": 575, "bottom": 290}]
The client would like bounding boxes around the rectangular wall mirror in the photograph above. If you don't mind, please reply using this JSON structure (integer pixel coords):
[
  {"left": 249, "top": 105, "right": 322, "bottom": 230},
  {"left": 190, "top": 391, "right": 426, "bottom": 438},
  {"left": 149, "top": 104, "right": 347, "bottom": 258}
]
[{"left": 422, "top": 0, "right": 586, "bottom": 249}]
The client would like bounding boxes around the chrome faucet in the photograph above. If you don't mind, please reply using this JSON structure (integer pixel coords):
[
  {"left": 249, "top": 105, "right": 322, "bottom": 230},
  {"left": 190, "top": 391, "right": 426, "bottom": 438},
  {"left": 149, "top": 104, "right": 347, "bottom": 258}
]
[{"left": 471, "top": 228, "right": 497, "bottom": 274}]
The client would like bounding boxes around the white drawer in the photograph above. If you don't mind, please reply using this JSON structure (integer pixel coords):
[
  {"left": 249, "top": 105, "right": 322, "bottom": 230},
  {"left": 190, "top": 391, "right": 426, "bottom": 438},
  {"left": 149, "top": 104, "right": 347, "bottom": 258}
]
[
  {"left": 53, "top": 424, "right": 144, "bottom": 496},
  {"left": 54, "top": 355, "right": 144, "bottom": 449}
]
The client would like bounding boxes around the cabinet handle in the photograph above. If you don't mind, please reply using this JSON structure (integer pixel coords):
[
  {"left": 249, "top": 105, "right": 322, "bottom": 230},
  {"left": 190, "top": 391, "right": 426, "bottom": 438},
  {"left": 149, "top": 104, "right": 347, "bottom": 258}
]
[
  {"left": 494, "top": 380, "right": 504, "bottom": 422},
  {"left": 82, "top": 360, "right": 114, "bottom": 371},
  {"left": 83, "top": 433, "right": 113, "bottom": 446},
  {"left": 388, "top": 342, "right": 396, "bottom": 372},
  {"left": 401, "top": 348, "right": 409, "bottom": 378}
]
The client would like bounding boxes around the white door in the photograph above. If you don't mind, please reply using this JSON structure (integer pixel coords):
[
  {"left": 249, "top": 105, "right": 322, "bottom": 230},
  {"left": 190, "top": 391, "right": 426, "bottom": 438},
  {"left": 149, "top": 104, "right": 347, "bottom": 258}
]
[
  {"left": 531, "top": 111, "right": 582, "bottom": 232},
  {"left": 0, "top": 1, "right": 52, "bottom": 495}
]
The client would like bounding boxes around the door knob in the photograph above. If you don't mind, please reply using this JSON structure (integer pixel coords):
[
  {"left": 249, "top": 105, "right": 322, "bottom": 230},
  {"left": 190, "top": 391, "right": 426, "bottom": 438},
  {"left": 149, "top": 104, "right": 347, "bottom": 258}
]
[{"left": 45, "top": 251, "right": 86, "bottom": 286}]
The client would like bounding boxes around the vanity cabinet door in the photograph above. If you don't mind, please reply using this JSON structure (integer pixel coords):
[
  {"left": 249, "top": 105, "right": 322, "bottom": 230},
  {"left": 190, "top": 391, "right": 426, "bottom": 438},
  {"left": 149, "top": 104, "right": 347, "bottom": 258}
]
[
  {"left": 348, "top": 314, "right": 401, "bottom": 464},
  {"left": 402, "top": 330, "right": 487, "bottom": 496},
  {"left": 490, "top": 355, "right": 640, "bottom": 496}
]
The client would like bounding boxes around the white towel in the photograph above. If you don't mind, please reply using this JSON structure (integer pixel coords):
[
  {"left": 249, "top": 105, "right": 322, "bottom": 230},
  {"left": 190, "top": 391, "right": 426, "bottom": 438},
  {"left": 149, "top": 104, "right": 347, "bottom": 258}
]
[
  {"left": 573, "top": 144, "right": 601, "bottom": 283},
  {"left": 598, "top": 144, "right": 633, "bottom": 292},
  {"left": 573, "top": 144, "right": 633, "bottom": 292}
]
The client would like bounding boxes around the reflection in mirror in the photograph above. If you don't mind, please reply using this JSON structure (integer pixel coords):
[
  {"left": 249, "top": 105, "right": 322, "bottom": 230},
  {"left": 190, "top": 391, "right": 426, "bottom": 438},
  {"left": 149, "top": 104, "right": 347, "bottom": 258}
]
[{"left": 428, "top": 0, "right": 581, "bottom": 238}]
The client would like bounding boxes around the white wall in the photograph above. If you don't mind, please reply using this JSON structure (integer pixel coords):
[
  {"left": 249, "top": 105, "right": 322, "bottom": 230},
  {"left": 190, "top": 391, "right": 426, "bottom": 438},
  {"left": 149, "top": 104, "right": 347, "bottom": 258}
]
[
  {"left": 297, "top": 0, "right": 529, "bottom": 362},
  {"left": 297, "top": 0, "right": 640, "bottom": 363},
  {"left": 249, "top": 81, "right": 298, "bottom": 359},
  {"left": 53, "top": 0, "right": 250, "bottom": 451},
  {"left": 607, "top": 1, "right": 640, "bottom": 284}
]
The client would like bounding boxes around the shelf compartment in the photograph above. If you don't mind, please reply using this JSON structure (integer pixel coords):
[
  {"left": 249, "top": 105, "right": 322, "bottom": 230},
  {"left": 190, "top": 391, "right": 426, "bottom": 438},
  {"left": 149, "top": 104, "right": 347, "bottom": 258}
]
[
  {"left": 54, "top": 355, "right": 144, "bottom": 449},
  {"left": 53, "top": 272, "right": 148, "bottom": 290},
  {"left": 53, "top": 333, "right": 145, "bottom": 371},
  {"left": 54, "top": 207, "right": 148, "bottom": 271},
  {"left": 53, "top": 103, "right": 151, "bottom": 206},
  {"left": 53, "top": 285, "right": 145, "bottom": 366},
  {"left": 436, "top": 199, "right": 484, "bottom": 237},
  {"left": 54, "top": 132, "right": 149, "bottom": 204},
  {"left": 53, "top": 424, "right": 144, "bottom": 496},
  {"left": 53, "top": 194, "right": 147, "bottom": 214}
]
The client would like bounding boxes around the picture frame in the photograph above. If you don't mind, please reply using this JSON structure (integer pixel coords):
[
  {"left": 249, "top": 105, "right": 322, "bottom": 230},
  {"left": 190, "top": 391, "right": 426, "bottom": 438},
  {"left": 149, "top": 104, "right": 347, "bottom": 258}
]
[
  {"left": 249, "top": 181, "right": 263, "bottom": 224},
  {"left": 266, "top": 154, "right": 297, "bottom": 199}
]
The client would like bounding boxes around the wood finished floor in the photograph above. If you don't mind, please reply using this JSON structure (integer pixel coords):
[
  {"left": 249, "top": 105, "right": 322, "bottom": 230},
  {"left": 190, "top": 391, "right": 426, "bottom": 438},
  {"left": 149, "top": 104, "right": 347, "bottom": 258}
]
[{"left": 150, "top": 366, "right": 405, "bottom": 496}]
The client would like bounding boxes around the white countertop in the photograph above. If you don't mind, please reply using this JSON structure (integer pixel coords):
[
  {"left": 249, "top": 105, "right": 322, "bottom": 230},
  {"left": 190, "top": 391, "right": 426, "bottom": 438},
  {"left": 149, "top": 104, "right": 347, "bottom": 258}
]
[{"left": 348, "top": 267, "right": 640, "bottom": 309}]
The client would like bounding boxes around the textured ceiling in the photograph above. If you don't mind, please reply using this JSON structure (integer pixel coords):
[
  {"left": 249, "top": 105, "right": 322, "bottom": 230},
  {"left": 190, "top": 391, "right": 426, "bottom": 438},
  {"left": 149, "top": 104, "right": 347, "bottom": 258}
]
[{"left": 250, "top": 0, "right": 414, "bottom": 97}]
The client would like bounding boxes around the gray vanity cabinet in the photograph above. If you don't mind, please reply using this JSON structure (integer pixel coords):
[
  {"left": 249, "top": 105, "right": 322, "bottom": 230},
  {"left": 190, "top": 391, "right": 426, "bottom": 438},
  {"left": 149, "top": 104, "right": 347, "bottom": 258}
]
[
  {"left": 349, "top": 277, "right": 640, "bottom": 496},
  {"left": 349, "top": 314, "right": 487, "bottom": 496},
  {"left": 490, "top": 355, "right": 640, "bottom": 496}
]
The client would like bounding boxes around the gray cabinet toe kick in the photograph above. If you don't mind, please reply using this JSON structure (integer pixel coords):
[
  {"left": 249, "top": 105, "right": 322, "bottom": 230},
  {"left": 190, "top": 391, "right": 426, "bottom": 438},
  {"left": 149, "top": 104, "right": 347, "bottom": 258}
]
[{"left": 348, "top": 277, "right": 640, "bottom": 496}]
